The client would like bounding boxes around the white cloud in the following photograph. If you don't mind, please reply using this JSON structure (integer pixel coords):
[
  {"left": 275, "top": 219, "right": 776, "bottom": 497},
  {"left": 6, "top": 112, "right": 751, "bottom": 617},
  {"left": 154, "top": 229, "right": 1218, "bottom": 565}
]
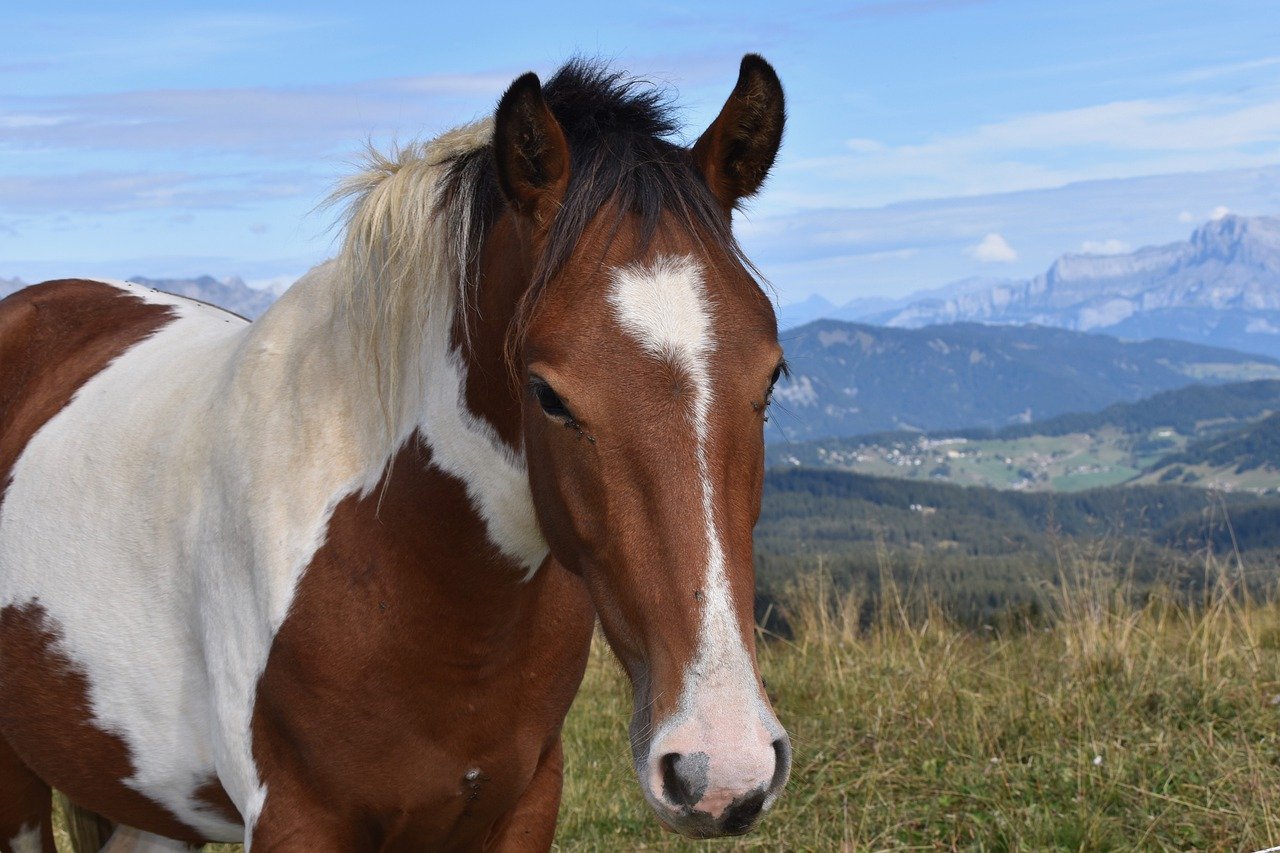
[
  {"left": 966, "top": 232, "right": 1017, "bottom": 263},
  {"left": 1079, "top": 239, "right": 1130, "bottom": 255},
  {"left": 1210, "top": 205, "right": 1231, "bottom": 220},
  {"left": 1178, "top": 210, "right": 1195, "bottom": 223}
]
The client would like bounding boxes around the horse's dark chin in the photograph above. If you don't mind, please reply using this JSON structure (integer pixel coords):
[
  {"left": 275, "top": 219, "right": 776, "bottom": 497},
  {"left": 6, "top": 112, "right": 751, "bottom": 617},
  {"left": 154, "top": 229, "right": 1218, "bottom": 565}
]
[{"left": 642, "top": 794, "right": 766, "bottom": 839}]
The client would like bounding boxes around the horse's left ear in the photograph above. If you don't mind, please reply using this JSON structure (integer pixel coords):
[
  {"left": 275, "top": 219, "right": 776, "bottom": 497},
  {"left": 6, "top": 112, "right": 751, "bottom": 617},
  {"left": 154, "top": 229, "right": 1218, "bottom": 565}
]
[
  {"left": 493, "top": 72, "right": 571, "bottom": 223},
  {"left": 692, "top": 54, "right": 786, "bottom": 212}
]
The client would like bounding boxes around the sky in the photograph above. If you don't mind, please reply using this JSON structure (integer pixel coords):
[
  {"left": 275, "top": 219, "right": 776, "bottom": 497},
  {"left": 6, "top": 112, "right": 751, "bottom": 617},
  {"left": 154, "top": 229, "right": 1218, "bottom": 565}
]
[{"left": 3, "top": 0, "right": 1280, "bottom": 306}]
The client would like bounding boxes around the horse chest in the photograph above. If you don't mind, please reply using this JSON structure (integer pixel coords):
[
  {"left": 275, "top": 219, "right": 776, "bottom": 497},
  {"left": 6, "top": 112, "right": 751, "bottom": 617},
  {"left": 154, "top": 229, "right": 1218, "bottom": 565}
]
[{"left": 249, "top": 514, "right": 594, "bottom": 842}]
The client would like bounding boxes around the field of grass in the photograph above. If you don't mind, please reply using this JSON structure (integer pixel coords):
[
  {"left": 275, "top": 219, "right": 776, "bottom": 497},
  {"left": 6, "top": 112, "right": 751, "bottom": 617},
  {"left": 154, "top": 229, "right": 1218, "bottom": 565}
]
[
  {"left": 53, "top": 562, "right": 1280, "bottom": 851},
  {"left": 555, "top": 570, "right": 1280, "bottom": 849}
]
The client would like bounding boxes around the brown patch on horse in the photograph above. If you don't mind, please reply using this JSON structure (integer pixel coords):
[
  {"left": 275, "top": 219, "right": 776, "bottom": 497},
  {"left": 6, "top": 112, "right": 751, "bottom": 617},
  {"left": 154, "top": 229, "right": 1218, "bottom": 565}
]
[
  {"left": 192, "top": 776, "right": 242, "bottom": 828},
  {"left": 0, "top": 729, "right": 55, "bottom": 852},
  {"left": 0, "top": 280, "right": 175, "bottom": 502},
  {"left": 249, "top": 438, "right": 593, "bottom": 849},
  {"left": 0, "top": 602, "right": 209, "bottom": 842}
]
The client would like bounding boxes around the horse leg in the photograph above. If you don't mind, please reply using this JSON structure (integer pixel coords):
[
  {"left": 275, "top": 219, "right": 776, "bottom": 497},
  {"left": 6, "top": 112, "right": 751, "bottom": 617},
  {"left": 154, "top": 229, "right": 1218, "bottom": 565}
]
[
  {"left": 0, "top": 735, "right": 54, "bottom": 853},
  {"left": 100, "top": 827, "right": 199, "bottom": 852},
  {"left": 484, "top": 738, "right": 565, "bottom": 852}
]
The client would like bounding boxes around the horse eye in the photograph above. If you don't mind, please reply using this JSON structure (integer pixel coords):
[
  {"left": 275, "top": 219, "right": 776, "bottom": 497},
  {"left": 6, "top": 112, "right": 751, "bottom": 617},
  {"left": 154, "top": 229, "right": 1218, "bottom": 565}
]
[
  {"left": 532, "top": 380, "right": 572, "bottom": 420},
  {"left": 768, "top": 360, "right": 789, "bottom": 392}
]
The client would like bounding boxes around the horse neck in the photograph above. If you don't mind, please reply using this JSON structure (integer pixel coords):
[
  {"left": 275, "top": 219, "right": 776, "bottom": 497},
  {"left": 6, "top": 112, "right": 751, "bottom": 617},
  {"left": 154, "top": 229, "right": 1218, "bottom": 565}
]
[
  {"left": 243, "top": 214, "right": 545, "bottom": 586},
  {"left": 453, "top": 214, "right": 531, "bottom": 448},
  {"left": 351, "top": 209, "right": 545, "bottom": 577}
]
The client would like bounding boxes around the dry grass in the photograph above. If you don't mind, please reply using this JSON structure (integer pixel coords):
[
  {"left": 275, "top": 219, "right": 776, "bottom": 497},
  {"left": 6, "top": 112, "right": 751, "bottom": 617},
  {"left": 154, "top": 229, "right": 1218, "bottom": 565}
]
[
  {"left": 556, "top": 556, "right": 1280, "bottom": 850},
  {"left": 52, "top": 556, "right": 1280, "bottom": 851}
]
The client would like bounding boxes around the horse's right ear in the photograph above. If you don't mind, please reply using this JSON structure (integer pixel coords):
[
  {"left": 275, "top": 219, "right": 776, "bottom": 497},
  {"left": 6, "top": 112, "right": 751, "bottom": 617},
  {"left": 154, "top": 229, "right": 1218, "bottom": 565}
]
[{"left": 493, "top": 72, "right": 570, "bottom": 224}]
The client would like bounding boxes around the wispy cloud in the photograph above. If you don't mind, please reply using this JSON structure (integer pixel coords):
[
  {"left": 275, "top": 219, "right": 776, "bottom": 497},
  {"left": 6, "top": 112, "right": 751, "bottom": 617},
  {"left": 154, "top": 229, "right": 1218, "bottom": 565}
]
[
  {"left": 0, "top": 74, "right": 508, "bottom": 157},
  {"left": 1173, "top": 55, "right": 1280, "bottom": 84},
  {"left": 737, "top": 164, "right": 1280, "bottom": 300},
  {"left": 6, "top": 12, "right": 336, "bottom": 78},
  {"left": 0, "top": 170, "right": 314, "bottom": 213},
  {"left": 784, "top": 89, "right": 1280, "bottom": 206},
  {"left": 833, "top": 0, "right": 992, "bottom": 20}
]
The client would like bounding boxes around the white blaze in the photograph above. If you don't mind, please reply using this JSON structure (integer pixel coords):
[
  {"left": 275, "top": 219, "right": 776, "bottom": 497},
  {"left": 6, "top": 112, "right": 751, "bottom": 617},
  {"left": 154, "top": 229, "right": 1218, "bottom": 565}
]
[{"left": 608, "top": 256, "right": 780, "bottom": 797}]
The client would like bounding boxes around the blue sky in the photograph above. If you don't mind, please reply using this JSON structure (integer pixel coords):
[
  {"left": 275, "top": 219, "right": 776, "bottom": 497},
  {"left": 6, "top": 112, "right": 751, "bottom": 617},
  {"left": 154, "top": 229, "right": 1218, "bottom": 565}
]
[{"left": 3, "top": 0, "right": 1279, "bottom": 305}]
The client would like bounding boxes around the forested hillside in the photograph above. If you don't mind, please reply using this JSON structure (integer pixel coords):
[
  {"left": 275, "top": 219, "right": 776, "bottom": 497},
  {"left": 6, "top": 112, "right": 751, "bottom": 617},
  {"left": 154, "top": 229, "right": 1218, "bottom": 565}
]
[{"left": 753, "top": 467, "right": 1278, "bottom": 626}]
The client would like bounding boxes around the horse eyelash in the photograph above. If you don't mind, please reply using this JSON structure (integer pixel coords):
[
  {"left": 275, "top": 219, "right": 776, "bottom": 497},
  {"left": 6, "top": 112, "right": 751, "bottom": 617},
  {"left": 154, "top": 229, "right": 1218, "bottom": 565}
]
[
  {"left": 765, "top": 359, "right": 790, "bottom": 404},
  {"left": 753, "top": 358, "right": 790, "bottom": 421}
]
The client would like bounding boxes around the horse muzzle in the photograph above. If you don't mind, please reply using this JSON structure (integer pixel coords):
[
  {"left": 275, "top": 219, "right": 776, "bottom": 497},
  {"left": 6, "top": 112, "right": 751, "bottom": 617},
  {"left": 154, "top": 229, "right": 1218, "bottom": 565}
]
[{"left": 635, "top": 705, "right": 792, "bottom": 838}]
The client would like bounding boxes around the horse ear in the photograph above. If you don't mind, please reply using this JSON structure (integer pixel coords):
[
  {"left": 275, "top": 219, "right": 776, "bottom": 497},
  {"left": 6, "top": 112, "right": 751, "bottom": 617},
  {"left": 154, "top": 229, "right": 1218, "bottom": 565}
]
[
  {"left": 493, "top": 72, "right": 570, "bottom": 222},
  {"left": 692, "top": 54, "right": 785, "bottom": 212}
]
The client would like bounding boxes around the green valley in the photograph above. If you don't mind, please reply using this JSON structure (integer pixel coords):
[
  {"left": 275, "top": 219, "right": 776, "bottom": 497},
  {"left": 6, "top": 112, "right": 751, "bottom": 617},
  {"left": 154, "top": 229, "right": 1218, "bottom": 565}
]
[{"left": 768, "top": 379, "right": 1280, "bottom": 494}]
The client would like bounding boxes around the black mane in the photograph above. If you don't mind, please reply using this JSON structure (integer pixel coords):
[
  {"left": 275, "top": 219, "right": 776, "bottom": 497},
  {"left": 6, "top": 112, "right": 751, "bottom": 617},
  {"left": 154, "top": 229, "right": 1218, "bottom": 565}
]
[
  {"left": 442, "top": 58, "right": 749, "bottom": 325},
  {"left": 543, "top": 58, "right": 679, "bottom": 141}
]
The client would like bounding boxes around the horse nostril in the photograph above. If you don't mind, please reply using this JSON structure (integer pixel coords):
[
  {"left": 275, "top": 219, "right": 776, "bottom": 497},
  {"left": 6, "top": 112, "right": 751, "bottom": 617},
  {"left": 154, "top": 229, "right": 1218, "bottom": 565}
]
[
  {"left": 770, "top": 737, "right": 792, "bottom": 791},
  {"left": 660, "top": 753, "right": 693, "bottom": 808},
  {"left": 660, "top": 751, "right": 709, "bottom": 809}
]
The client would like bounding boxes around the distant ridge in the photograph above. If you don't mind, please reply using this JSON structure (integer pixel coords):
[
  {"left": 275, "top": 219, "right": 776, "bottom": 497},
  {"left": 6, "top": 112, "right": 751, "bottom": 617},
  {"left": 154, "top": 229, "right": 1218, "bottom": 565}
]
[{"left": 851, "top": 214, "right": 1280, "bottom": 358}]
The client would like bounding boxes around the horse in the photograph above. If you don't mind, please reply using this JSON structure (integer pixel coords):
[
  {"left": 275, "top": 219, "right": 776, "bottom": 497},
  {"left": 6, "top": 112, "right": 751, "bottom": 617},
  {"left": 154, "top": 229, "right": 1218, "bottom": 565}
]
[{"left": 0, "top": 55, "right": 790, "bottom": 851}]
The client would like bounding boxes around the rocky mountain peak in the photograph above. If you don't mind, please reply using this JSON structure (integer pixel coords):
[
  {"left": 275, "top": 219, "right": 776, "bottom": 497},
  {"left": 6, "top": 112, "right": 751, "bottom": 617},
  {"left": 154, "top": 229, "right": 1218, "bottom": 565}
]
[{"left": 1188, "top": 214, "right": 1280, "bottom": 268}]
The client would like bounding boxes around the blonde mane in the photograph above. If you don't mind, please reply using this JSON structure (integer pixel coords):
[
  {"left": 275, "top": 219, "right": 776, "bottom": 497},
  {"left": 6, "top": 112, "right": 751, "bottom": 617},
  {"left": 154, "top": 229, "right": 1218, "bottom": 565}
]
[{"left": 327, "top": 119, "right": 494, "bottom": 443}]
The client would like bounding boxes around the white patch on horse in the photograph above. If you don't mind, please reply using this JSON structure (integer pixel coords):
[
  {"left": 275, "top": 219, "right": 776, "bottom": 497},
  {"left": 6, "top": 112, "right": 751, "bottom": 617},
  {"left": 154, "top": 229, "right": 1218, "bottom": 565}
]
[
  {"left": 334, "top": 119, "right": 548, "bottom": 577},
  {"left": 7, "top": 823, "right": 40, "bottom": 853},
  {"left": 0, "top": 122, "right": 545, "bottom": 845},
  {"left": 608, "top": 255, "right": 783, "bottom": 808}
]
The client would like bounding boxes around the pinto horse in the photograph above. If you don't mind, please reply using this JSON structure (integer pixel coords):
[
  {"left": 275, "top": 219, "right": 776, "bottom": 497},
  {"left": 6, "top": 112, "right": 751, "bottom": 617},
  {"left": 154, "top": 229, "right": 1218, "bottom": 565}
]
[{"left": 0, "top": 56, "right": 790, "bottom": 851}]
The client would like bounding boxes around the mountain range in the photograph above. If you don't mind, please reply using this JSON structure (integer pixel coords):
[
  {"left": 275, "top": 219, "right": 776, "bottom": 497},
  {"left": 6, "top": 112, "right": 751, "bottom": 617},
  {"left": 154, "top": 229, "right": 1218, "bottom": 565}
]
[
  {"left": 785, "top": 214, "right": 1280, "bottom": 360},
  {"left": 10, "top": 247, "right": 1280, "bottom": 450}
]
